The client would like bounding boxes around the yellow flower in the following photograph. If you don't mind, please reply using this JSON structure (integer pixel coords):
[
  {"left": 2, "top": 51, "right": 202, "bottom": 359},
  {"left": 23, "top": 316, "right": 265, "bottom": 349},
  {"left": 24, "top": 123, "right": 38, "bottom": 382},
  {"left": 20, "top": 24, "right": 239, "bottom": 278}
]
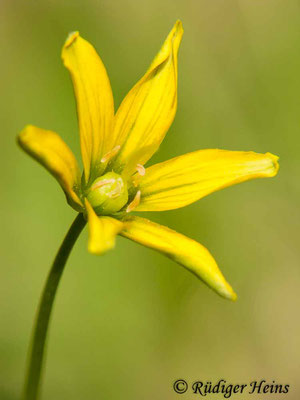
[{"left": 18, "top": 21, "right": 279, "bottom": 301}]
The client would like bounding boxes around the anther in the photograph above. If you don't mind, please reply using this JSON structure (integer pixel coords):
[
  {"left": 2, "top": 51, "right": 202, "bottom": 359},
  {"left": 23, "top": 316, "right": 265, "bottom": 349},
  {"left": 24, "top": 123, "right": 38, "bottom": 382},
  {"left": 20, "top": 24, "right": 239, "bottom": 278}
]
[
  {"left": 101, "top": 145, "right": 121, "bottom": 163},
  {"left": 136, "top": 164, "right": 146, "bottom": 176},
  {"left": 126, "top": 190, "right": 141, "bottom": 213}
]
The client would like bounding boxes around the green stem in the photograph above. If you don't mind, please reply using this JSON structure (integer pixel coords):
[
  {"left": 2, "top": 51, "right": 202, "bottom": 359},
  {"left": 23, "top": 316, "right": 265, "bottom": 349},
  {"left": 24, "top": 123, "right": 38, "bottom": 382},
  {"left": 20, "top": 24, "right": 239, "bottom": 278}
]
[{"left": 23, "top": 213, "right": 86, "bottom": 400}]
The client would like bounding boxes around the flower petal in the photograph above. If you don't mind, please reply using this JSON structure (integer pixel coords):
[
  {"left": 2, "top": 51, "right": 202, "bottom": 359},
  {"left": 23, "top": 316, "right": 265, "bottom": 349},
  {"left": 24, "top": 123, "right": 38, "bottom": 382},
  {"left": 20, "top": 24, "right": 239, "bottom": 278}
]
[
  {"left": 85, "top": 199, "right": 124, "bottom": 255},
  {"left": 62, "top": 32, "right": 114, "bottom": 183},
  {"left": 135, "top": 150, "right": 279, "bottom": 211},
  {"left": 112, "top": 20, "right": 183, "bottom": 172},
  {"left": 18, "top": 125, "right": 83, "bottom": 210},
  {"left": 121, "top": 216, "right": 236, "bottom": 300}
]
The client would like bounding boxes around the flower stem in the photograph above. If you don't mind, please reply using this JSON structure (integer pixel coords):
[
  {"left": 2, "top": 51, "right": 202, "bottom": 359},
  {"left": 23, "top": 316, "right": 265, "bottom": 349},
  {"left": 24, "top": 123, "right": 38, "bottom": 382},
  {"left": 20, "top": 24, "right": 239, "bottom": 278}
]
[{"left": 23, "top": 213, "right": 86, "bottom": 400}]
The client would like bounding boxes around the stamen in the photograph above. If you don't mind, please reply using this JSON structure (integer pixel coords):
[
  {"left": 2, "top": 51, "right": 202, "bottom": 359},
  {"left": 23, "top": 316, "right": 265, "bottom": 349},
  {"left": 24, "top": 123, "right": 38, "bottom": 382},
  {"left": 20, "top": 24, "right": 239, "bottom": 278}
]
[
  {"left": 91, "top": 178, "right": 115, "bottom": 191},
  {"left": 126, "top": 190, "right": 141, "bottom": 213},
  {"left": 136, "top": 164, "right": 146, "bottom": 176},
  {"left": 101, "top": 145, "right": 121, "bottom": 163}
]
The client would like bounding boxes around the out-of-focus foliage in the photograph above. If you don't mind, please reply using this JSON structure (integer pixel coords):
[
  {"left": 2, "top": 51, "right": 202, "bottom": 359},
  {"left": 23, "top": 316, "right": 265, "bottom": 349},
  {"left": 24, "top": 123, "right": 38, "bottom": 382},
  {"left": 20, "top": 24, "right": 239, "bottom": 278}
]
[{"left": 0, "top": 0, "right": 299, "bottom": 399}]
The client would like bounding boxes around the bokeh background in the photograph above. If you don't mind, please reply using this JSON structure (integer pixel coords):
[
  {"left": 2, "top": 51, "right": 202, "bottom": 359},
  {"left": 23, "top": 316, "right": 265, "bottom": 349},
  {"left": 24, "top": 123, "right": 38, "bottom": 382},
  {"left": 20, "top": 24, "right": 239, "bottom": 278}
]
[{"left": 1, "top": 0, "right": 299, "bottom": 399}]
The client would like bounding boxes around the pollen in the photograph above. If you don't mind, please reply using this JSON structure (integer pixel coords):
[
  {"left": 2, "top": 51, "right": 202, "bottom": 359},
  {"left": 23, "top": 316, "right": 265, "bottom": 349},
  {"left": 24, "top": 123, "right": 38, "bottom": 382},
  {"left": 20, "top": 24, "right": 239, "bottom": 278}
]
[
  {"left": 101, "top": 145, "right": 121, "bottom": 163},
  {"left": 126, "top": 190, "right": 141, "bottom": 213}
]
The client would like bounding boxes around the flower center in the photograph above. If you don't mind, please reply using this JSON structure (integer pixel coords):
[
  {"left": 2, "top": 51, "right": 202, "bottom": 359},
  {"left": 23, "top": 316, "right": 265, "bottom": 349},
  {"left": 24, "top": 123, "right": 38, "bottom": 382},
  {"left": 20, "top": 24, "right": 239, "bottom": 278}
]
[{"left": 87, "top": 172, "right": 128, "bottom": 215}]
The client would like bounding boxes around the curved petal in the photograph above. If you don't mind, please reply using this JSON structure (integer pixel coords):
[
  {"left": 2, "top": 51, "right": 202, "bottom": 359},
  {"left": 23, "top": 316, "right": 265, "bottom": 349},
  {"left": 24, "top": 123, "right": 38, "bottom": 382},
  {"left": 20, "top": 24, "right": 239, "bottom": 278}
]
[
  {"left": 134, "top": 150, "right": 279, "bottom": 211},
  {"left": 112, "top": 20, "right": 183, "bottom": 173},
  {"left": 62, "top": 32, "right": 114, "bottom": 183},
  {"left": 18, "top": 125, "right": 83, "bottom": 210},
  {"left": 85, "top": 199, "right": 124, "bottom": 255},
  {"left": 121, "top": 216, "right": 236, "bottom": 300}
]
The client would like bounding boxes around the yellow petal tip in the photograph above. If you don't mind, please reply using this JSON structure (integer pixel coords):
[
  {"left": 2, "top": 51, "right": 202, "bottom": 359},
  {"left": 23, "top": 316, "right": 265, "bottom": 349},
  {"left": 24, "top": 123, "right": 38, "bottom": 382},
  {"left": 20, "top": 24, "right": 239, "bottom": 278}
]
[
  {"left": 230, "top": 291, "right": 238, "bottom": 302},
  {"left": 170, "top": 20, "right": 183, "bottom": 43},
  {"left": 17, "top": 125, "right": 38, "bottom": 148},
  {"left": 17, "top": 125, "right": 27, "bottom": 143},
  {"left": 174, "top": 20, "right": 184, "bottom": 34},
  {"left": 218, "top": 281, "right": 237, "bottom": 301},
  {"left": 265, "top": 152, "right": 280, "bottom": 176},
  {"left": 64, "top": 31, "right": 79, "bottom": 48},
  {"left": 87, "top": 241, "right": 115, "bottom": 256}
]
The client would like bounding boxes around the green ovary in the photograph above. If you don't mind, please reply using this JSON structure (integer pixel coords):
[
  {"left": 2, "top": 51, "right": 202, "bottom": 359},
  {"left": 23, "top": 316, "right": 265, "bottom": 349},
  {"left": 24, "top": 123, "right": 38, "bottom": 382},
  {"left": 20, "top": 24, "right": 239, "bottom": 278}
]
[{"left": 87, "top": 172, "right": 128, "bottom": 215}]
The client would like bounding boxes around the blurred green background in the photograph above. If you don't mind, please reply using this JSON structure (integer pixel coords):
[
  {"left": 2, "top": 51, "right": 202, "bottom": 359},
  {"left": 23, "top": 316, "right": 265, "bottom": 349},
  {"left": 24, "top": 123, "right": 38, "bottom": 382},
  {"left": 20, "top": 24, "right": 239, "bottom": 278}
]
[{"left": 1, "top": 0, "right": 299, "bottom": 399}]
